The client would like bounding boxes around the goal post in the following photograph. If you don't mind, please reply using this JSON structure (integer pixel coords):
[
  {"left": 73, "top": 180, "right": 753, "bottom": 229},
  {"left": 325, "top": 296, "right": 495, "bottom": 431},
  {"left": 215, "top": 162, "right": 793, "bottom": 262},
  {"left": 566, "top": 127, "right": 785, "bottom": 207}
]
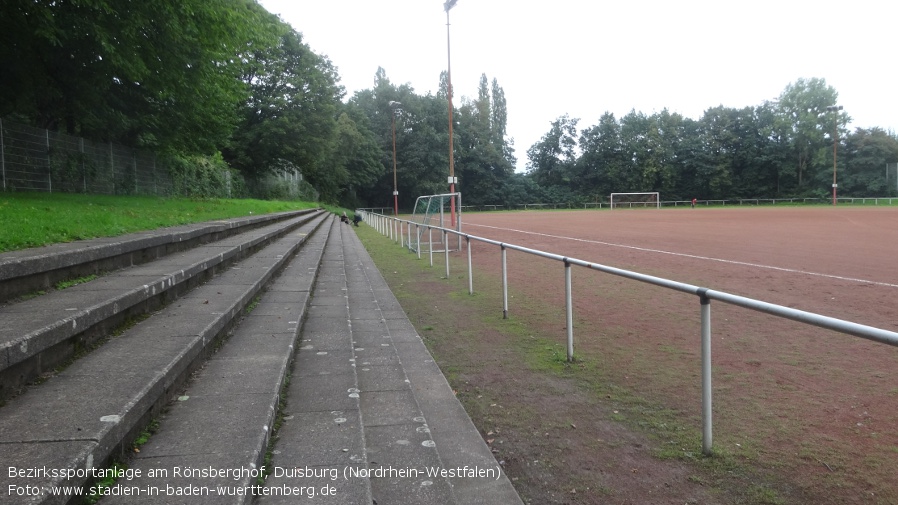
[
  {"left": 410, "top": 192, "right": 462, "bottom": 252},
  {"left": 609, "top": 192, "right": 660, "bottom": 209}
]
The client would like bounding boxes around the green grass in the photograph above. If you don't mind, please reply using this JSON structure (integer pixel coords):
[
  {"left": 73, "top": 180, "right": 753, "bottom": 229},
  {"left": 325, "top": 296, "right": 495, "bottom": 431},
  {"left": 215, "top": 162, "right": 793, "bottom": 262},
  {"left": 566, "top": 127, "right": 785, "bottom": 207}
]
[
  {"left": 82, "top": 463, "right": 128, "bottom": 504},
  {"left": 0, "top": 192, "right": 318, "bottom": 253},
  {"left": 55, "top": 274, "right": 98, "bottom": 290}
]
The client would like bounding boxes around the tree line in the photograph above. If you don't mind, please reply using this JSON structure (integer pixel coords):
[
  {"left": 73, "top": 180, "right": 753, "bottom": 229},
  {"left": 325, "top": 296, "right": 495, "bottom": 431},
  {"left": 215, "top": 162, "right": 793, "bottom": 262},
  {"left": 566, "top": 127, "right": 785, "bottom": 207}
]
[
  {"left": 2, "top": 2, "right": 896, "bottom": 207},
  {"left": 526, "top": 79, "right": 898, "bottom": 204}
]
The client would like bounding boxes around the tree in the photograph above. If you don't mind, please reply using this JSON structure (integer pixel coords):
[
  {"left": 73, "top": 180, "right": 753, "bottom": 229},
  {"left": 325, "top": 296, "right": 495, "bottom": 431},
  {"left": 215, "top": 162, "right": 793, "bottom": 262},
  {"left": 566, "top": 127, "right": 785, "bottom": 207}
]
[
  {"left": 776, "top": 78, "right": 843, "bottom": 191},
  {"left": 577, "top": 112, "right": 623, "bottom": 199},
  {"left": 527, "top": 115, "right": 579, "bottom": 191},
  {"left": 224, "top": 25, "right": 343, "bottom": 197},
  {"left": 450, "top": 75, "right": 515, "bottom": 205},
  {"left": 0, "top": 0, "right": 277, "bottom": 153},
  {"left": 837, "top": 128, "right": 898, "bottom": 196},
  {"left": 349, "top": 69, "right": 450, "bottom": 209}
]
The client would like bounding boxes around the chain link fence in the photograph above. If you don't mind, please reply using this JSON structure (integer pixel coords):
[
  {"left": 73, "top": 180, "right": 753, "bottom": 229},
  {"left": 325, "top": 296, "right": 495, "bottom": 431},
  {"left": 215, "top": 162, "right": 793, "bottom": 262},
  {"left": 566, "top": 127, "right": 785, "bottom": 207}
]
[
  {"left": 1, "top": 119, "right": 177, "bottom": 195},
  {"left": 0, "top": 119, "right": 318, "bottom": 201}
]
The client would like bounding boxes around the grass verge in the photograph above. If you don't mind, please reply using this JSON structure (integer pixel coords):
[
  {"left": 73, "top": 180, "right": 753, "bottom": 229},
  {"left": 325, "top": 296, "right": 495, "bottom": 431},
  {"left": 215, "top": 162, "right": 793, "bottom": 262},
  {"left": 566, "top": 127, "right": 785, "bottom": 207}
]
[{"left": 0, "top": 192, "right": 317, "bottom": 253}]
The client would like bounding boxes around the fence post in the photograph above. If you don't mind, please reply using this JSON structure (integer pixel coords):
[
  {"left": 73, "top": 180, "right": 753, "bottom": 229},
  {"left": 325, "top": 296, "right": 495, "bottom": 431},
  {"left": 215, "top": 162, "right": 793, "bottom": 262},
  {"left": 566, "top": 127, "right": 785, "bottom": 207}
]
[
  {"left": 565, "top": 259, "right": 574, "bottom": 362},
  {"left": 416, "top": 224, "right": 422, "bottom": 259},
  {"left": 466, "top": 236, "right": 473, "bottom": 295},
  {"left": 81, "top": 138, "right": 86, "bottom": 192},
  {"left": 501, "top": 245, "right": 508, "bottom": 319},
  {"left": 699, "top": 290, "right": 713, "bottom": 455},
  {"left": 429, "top": 227, "right": 434, "bottom": 267},
  {"left": 46, "top": 129, "right": 51, "bottom": 192},
  {"left": 1, "top": 117, "right": 5, "bottom": 190},
  {"left": 110, "top": 142, "right": 115, "bottom": 194}
]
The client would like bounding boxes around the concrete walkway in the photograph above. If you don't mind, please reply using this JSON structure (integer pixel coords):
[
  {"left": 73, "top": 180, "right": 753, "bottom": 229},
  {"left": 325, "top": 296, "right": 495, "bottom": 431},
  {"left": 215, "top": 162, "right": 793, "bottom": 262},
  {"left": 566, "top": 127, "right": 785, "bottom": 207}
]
[{"left": 261, "top": 221, "right": 522, "bottom": 504}]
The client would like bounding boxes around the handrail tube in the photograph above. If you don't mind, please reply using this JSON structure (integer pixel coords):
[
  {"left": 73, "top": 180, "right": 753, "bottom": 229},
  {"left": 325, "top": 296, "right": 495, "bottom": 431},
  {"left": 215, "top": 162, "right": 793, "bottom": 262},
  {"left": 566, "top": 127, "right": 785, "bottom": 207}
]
[{"left": 704, "top": 289, "right": 898, "bottom": 347}]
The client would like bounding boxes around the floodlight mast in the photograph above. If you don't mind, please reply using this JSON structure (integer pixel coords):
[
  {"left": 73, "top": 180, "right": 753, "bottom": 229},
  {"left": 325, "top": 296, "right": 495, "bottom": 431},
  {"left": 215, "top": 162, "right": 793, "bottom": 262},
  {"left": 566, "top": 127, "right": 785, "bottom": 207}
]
[
  {"left": 826, "top": 105, "right": 843, "bottom": 206},
  {"left": 444, "top": 0, "right": 457, "bottom": 227},
  {"left": 389, "top": 101, "right": 402, "bottom": 216}
]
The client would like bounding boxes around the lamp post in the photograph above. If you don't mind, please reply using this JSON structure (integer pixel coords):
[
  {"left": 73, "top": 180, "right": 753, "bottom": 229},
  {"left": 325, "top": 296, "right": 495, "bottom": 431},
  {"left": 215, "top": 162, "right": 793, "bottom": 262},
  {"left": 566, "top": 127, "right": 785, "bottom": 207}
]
[
  {"left": 826, "top": 105, "right": 843, "bottom": 206},
  {"left": 444, "top": 0, "right": 458, "bottom": 227},
  {"left": 389, "top": 101, "right": 402, "bottom": 216}
]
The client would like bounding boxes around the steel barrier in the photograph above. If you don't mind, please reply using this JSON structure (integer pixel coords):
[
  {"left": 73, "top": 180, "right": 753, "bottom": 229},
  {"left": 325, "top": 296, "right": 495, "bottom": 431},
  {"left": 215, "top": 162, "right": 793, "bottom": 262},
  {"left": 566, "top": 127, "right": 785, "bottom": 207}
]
[{"left": 357, "top": 210, "right": 898, "bottom": 456}]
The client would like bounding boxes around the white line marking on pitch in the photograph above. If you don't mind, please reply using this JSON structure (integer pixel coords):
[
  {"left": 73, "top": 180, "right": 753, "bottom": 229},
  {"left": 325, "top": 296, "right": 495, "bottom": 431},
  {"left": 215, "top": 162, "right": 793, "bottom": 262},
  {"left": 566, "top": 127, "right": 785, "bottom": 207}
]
[{"left": 466, "top": 223, "right": 898, "bottom": 289}]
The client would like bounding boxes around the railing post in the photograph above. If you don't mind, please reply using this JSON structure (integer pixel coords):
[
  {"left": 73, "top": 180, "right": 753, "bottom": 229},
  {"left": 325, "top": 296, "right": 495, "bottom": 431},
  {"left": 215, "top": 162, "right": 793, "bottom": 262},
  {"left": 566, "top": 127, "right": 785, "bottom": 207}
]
[
  {"left": 501, "top": 245, "right": 508, "bottom": 319},
  {"left": 400, "top": 221, "right": 405, "bottom": 248},
  {"left": 417, "top": 224, "right": 422, "bottom": 259},
  {"left": 466, "top": 236, "right": 473, "bottom": 294},
  {"left": 699, "top": 289, "right": 713, "bottom": 455},
  {"left": 565, "top": 259, "right": 574, "bottom": 362},
  {"left": 444, "top": 230, "right": 450, "bottom": 278},
  {"left": 429, "top": 227, "right": 434, "bottom": 266}
]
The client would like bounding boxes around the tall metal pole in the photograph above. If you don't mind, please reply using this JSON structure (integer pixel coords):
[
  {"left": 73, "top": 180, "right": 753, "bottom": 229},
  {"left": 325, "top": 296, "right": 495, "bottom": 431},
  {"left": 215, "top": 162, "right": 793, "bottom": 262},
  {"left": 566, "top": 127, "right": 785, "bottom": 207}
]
[
  {"left": 390, "top": 101, "right": 401, "bottom": 216},
  {"left": 445, "top": 0, "right": 457, "bottom": 227},
  {"left": 827, "top": 105, "right": 842, "bottom": 206}
]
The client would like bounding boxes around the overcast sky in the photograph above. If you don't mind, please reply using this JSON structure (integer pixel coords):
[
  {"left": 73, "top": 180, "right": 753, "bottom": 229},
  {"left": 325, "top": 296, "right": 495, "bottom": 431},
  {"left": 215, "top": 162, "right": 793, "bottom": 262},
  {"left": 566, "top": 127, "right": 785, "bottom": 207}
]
[{"left": 259, "top": 0, "right": 896, "bottom": 171}]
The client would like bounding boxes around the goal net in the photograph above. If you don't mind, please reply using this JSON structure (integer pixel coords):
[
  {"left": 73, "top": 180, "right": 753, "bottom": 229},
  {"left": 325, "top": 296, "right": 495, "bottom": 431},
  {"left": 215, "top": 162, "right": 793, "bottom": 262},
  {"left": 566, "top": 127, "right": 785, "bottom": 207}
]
[
  {"left": 410, "top": 192, "right": 461, "bottom": 253},
  {"left": 609, "top": 192, "right": 660, "bottom": 209}
]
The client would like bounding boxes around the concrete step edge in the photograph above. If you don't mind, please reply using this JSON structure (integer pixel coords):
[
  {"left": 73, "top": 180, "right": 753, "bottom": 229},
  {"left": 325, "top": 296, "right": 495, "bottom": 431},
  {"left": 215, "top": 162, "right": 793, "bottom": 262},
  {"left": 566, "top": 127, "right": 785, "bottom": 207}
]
[
  {"left": 0, "top": 212, "right": 328, "bottom": 400},
  {"left": 0, "top": 216, "right": 335, "bottom": 505},
  {"left": 0, "top": 209, "right": 320, "bottom": 303}
]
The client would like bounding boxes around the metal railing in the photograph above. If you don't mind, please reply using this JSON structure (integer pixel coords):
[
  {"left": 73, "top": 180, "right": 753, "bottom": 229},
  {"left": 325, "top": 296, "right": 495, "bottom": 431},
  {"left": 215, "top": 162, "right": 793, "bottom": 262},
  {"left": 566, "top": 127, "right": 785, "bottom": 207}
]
[
  {"left": 358, "top": 210, "right": 898, "bottom": 456},
  {"left": 454, "top": 197, "right": 898, "bottom": 211}
]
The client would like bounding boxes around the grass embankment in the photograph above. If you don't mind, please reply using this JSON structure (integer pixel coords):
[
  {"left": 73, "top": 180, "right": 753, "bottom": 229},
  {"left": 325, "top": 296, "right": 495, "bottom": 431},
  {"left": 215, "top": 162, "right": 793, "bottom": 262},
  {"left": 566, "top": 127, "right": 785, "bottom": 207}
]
[
  {"left": 353, "top": 223, "right": 807, "bottom": 505},
  {"left": 0, "top": 192, "right": 318, "bottom": 253}
]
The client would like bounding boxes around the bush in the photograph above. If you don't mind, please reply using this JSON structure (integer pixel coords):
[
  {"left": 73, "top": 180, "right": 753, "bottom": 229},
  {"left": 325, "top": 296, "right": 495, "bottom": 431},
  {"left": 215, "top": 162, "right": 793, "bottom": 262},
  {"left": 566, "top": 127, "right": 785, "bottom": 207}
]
[{"left": 164, "top": 152, "right": 243, "bottom": 198}]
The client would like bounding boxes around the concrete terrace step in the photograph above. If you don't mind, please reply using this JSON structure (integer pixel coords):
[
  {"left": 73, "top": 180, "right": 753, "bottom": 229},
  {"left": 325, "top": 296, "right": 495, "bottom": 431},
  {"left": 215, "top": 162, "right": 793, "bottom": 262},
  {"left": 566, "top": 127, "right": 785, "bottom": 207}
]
[
  {"left": 0, "top": 209, "right": 318, "bottom": 304},
  {"left": 101, "top": 217, "right": 335, "bottom": 505},
  {"left": 259, "top": 222, "right": 523, "bottom": 504},
  {"left": 0, "top": 210, "right": 325, "bottom": 400},
  {"left": 0, "top": 214, "right": 331, "bottom": 505}
]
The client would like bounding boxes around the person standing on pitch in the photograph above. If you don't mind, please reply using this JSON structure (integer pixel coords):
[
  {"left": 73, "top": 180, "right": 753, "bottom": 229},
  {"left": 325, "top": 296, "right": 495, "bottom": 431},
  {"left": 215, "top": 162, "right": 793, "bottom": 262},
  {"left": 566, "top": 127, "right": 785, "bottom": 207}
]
[{"left": 691, "top": 198, "right": 697, "bottom": 209}]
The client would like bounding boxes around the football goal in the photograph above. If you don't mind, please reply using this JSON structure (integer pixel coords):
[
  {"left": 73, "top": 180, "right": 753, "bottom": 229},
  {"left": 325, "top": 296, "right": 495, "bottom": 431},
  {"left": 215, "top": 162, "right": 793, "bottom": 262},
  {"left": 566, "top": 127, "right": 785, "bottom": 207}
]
[
  {"left": 609, "top": 192, "right": 660, "bottom": 209},
  {"left": 410, "top": 192, "right": 462, "bottom": 252}
]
